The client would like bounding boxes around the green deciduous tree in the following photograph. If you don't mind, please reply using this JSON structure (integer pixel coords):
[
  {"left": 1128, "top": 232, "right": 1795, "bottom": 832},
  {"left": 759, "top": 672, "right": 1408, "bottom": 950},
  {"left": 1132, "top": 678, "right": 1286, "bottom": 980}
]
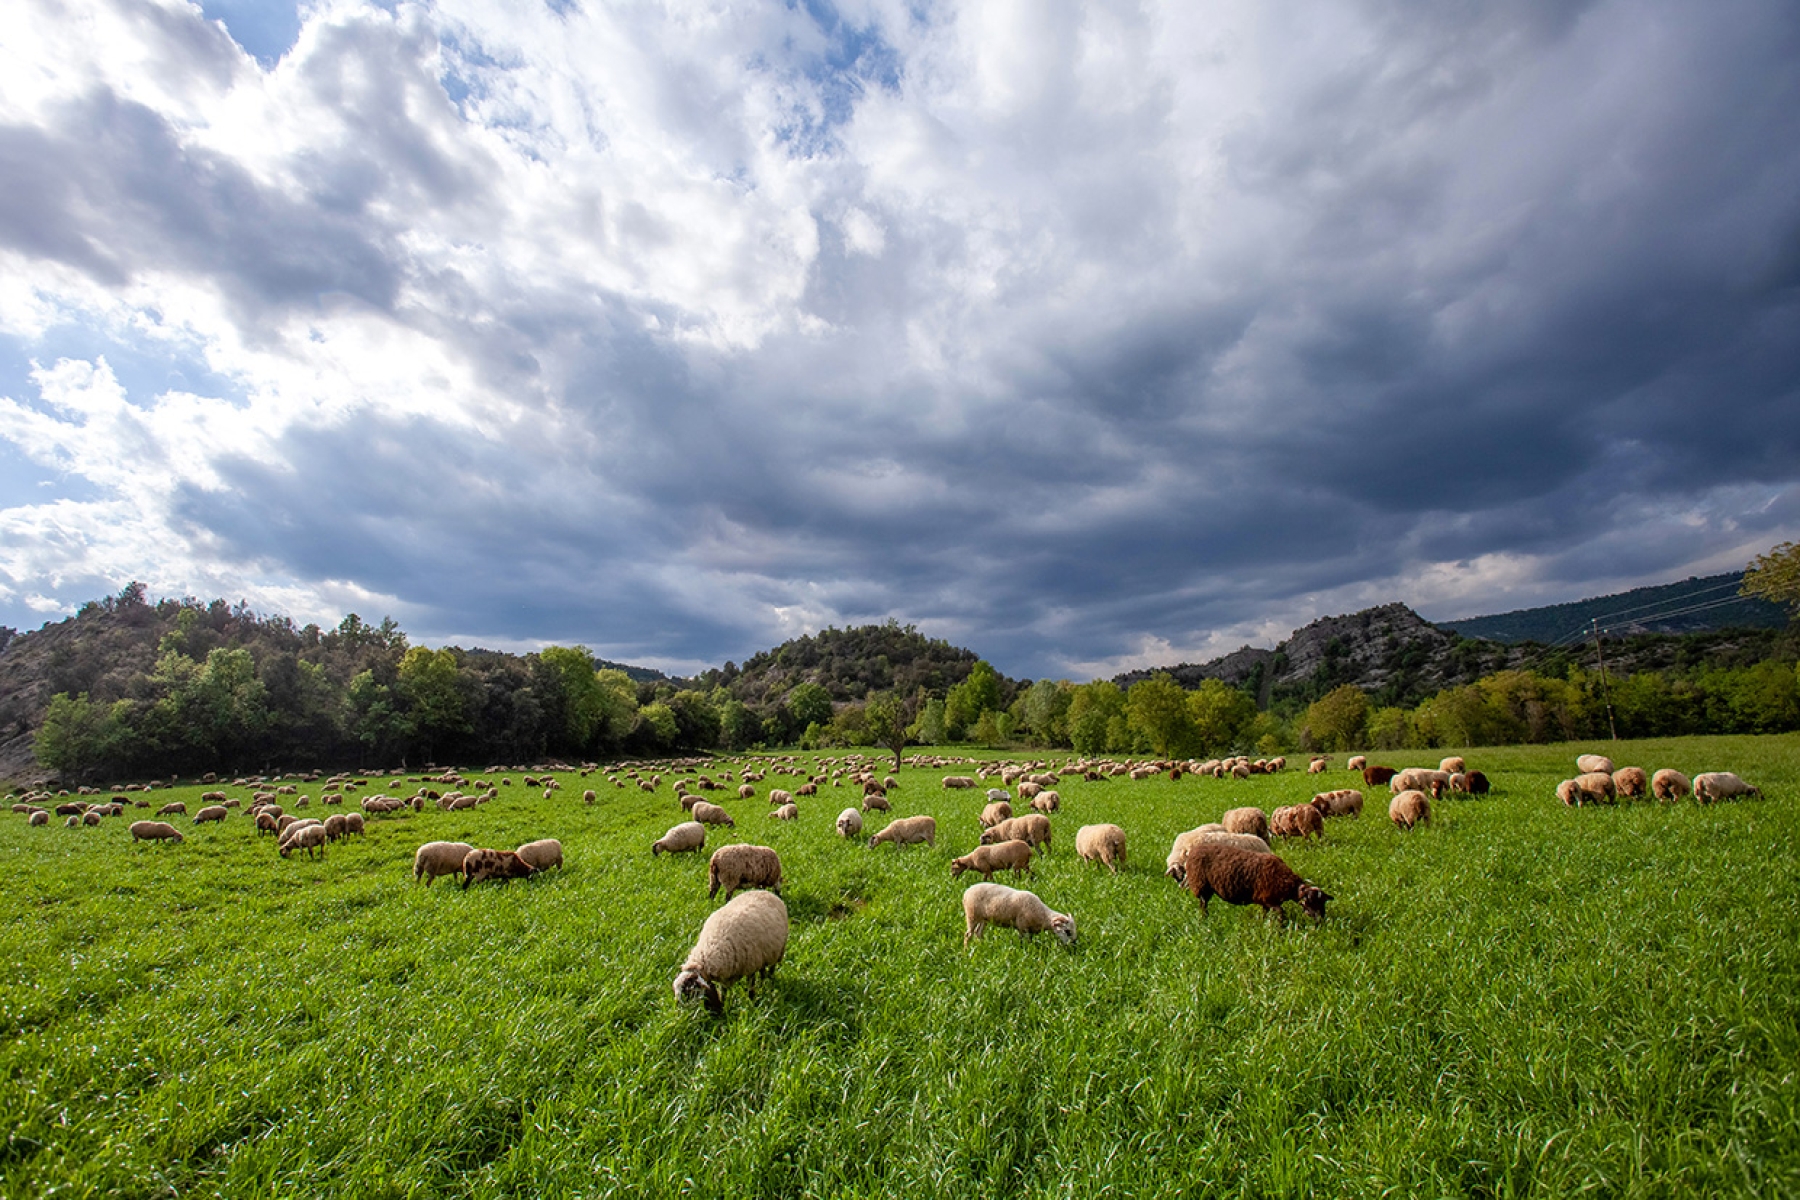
[
  {"left": 34, "top": 692, "right": 130, "bottom": 781},
  {"left": 1126, "top": 673, "right": 1196, "bottom": 757},
  {"left": 945, "top": 661, "right": 1002, "bottom": 740},
  {"left": 1187, "top": 679, "right": 1257, "bottom": 754},
  {"left": 864, "top": 693, "right": 911, "bottom": 770},
  {"left": 784, "top": 682, "right": 834, "bottom": 732},
  {"left": 1067, "top": 680, "right": 1125, "bottom": 754},
  {"left": 1304, "top": 684, "right": 1369, "bottom": 752},
  {"left": 1743, "top": 541, "right": 1800, "bottom": 616}
]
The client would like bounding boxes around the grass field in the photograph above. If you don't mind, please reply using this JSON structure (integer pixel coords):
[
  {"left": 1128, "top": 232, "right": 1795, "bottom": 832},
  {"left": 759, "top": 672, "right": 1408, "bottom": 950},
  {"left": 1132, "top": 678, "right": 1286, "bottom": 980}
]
[{"left": 3, "top": 735, "right": 1799, "bottom": 1198}]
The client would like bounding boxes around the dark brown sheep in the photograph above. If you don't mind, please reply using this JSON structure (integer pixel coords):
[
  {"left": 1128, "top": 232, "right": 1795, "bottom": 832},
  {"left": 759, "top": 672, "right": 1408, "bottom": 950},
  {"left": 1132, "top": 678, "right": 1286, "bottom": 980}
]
[
  {"left": 1180, "top": 843, "right": 1331, "bottom": 923},
  {"left": 1362, "top": 765, "right": 1398, "bottom": 786}
]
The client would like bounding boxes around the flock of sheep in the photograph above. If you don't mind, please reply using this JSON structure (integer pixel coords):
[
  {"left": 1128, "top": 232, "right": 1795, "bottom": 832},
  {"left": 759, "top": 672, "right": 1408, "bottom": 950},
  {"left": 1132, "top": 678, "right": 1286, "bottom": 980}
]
[{"left": 6, "top": 744, "right": 1770, "bottom": 1018}]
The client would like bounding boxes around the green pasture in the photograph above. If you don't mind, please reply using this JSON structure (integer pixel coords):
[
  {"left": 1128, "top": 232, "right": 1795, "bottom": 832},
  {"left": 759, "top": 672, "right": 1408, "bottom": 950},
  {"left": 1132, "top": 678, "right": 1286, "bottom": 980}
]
[{"left": 3, "top": 735, "right": 1799, "bottom": 1198}]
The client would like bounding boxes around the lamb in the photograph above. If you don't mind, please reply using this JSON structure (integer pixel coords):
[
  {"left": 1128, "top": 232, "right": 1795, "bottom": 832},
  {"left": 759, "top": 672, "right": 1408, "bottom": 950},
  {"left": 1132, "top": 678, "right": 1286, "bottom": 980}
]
[
  {"left": 1576, "top": 754, "right": 1615, "bottom": 776},
  {"left": 653, "top": 822, "right": 707, "bottom": 856},
  {"left": 1651, "top": 769, "right": 1691, "bottom": 802},
  {"left": 1220, "top": 807, "right": 1268, "bottom": 840},
  {"left": 979, "top": 800, "right": 1013, "bottom": 829},
  {"left": 129, "top": 820, "right": 184, "bottom": 843},
  {"left": 689, "top": 801, "right": 735, "bottom": 828},
  {"left": 1692, "top": 772, "right": 1761, "bottom": 803},
  {"left": 870, "top": 814, "right": 937, "bottom": 848},
  {"left": 1309, "top": 789, "right": 1364, "bottom": 819},
  {"left": 516, "top": 838, "right": 564, "bottom": 871},
  {"left": 193, "top": 805, "right": 228, "bottom": 825},
  {"left": 1030, "top": 791, "right": 1060, "bottom": 814},
  {"left": 1389, "top": 790, "right": 1431, "bottom": 830},
  {"left": 1452, "top": 770, "right": 1491, "bottom": 795},
  {"left": 1611, "top": 767, "right": 1650, "bottom": 800},
  {"left": 950, "top": 839, "right": 1035, "bottom": 880},
  {"left": 961, "top": 883, "right": 1076, "bottom": 947},
  {"left": 707, "top": 844, "right": 784, "bottom": 899},
  {"left": 461, "top": 848, "right": 537, "bottom": 888},
  {"left": 1270, "top": 804, "right": 1324, "bottom": 841},
  {"left": 279, "top": 823, "right": 327, "bottom": 859},
  {"left": 1074, "top": 824, "right": 1126, "bottom": 873},
  {"left": 1180, "top": 842, "right": 1331, "bottom": 922},
  {"left": 985, "top": 788, "right": 1011, "bottom": 803},
  {"left": 410, "top": 840, "right": 473, "bottom": 885},
  {"left": 672, "top": 890, "right": 789, "bottom": 1016},
  {"left": 980, "top": 814, "right": 1051, "bottom": 853},
  {"left": 836, "top": 808, "right": 864, "bottom": 839},
  {"left": 770, "top": 803, "right": 799, "bottom": 821}
]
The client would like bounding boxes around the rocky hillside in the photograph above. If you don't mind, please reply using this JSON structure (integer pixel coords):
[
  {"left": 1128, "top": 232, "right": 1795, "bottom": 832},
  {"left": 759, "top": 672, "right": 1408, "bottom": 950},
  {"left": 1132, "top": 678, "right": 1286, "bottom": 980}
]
[{"left": 1440, "top": 572, "right": 1785, "bottom": 643}]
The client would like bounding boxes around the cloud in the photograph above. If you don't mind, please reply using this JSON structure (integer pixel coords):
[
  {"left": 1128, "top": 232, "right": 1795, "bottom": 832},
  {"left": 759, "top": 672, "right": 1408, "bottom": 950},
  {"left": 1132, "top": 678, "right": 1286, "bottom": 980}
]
[{"left": 0, "top": 0, "right": 1796, "bottom": 680}]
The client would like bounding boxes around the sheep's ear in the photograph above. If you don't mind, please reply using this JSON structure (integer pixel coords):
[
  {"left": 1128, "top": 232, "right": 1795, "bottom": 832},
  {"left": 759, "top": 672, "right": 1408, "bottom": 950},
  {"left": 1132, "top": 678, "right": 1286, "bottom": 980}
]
[{"left": 704, "top": 984, "right": 723, "bottom": 1016}]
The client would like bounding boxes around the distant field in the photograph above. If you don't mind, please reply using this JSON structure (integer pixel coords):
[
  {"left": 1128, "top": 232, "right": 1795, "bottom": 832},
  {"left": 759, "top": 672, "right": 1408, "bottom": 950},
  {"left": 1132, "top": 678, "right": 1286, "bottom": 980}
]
[{"left": 3, "top": 735, "right": 1798, "bottom": 1198}]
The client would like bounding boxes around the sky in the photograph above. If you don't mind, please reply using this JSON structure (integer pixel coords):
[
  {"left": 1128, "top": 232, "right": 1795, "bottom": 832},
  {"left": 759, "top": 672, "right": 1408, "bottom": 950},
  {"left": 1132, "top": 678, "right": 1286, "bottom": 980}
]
[{"left": 1, "top": 0, "right": 1797, "bottom": 682}]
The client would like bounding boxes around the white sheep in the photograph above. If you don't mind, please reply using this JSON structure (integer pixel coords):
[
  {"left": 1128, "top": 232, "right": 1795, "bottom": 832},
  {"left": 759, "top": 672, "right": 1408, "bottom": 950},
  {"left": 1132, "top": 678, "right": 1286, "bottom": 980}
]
[
  {"left": 689, "top": 801, "right": 735, "bottom": 827},
  {"left": 673, "top": 890, "right": 789, "bottom": 1016},
  {"left": 769, "top": 803, "right": 799, "bottom": 821},
  {"left": 870, "top": 815, "right": 936, "bottom": 848},
  {"left": 1074, "top": 824, "right": 1126, "bottom": 873},
  {"left": 279, "top": 823, "right": 327, "bottom": 859},
  {"left": 1389, "top": 790, "right": 1431, "bottom": 830},
  {"left": 961, "top": 883, "right": 1076, "bottom": 947},
  {"left": 415, "top": 841, "right": 476, "bottom": 885},
  {"left": 517, "top": 838, "right": 564, "bottom": 871},
  {"left": 1030, "top": 791, "right": 1060, "bottom": 815},
  {"left": 707, "top": 844, "right": 784, "bottom": 899},
  {"left": 836, "top": 808, "right": 864, "bottom": 839},
  {"left": 1692, "top": 772, "right": 1761, "bottom": 803},
  {"left": 653, "top": 822, "right": 707, "bottom": 856},
  {"left": 1576, "top": 754, "right": 1615, "bottom": 776}
]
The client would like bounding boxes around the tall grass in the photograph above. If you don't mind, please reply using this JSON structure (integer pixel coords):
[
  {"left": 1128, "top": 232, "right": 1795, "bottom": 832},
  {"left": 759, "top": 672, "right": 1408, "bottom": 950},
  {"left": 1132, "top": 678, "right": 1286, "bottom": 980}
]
[{"left": 3, "top": 734, "right": 1798, "bottom": 1197}]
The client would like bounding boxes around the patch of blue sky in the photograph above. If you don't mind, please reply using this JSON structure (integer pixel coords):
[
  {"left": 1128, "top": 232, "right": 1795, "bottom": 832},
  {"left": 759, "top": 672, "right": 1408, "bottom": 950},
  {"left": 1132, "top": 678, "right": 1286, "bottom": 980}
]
[
  {"left": 200, "top": 0, "right": 304, "bottom": 69},
  {"left": 770, "top": 0, "right": 903, "bottom": 157},
  {"left": 0, "top": 326, "right": 248, "bottom": 414}
]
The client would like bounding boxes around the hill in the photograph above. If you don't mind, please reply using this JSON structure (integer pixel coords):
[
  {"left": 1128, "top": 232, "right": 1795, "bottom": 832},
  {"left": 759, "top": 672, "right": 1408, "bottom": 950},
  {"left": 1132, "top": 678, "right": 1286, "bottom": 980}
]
[
  {"left": 1440, "top": 572, "right": 1786, "bottom": 644},
  {"left": 697, "top": 620, "right": 995, "bottom": 708}
]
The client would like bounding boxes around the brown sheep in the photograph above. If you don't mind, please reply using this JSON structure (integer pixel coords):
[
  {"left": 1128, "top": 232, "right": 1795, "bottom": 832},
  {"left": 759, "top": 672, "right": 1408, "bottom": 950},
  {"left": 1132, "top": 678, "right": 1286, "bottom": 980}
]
[
  {"left": 1180, "top": 842, "right": 1330, "bottom": 922},
  {"left": 1269, "top": 804, "right": 1324, "bottom": 841},
  {"left": 1389, "top": 790, "right": 1431, "bottom": 830},
  {"left": 1362, "top": 765, "right": 1398, "bottom": 786},
  {"left": 1612, "top": 767, "right": 1650, "bottom": 800},
  {"left": 980, "top": 814, "right": 1051, "bottom": 854},
  {"left": 950, "top": 839, "right": 1034, "bottom": 880},
  {"left": 461, "top": 848, "right": 537, "bottom": 889},
  {"left": 979, "top": 800, "right": 1013, "bottom": 830},
  {"left": 1651, "top": 769, "right": 1691, "bottom": 802},
  {"left": 1074, "top": 824, "right": 1126, "bottom": 873},
  {"left": 1220, "top": 807, "right": 1268, "bottom": 840}
]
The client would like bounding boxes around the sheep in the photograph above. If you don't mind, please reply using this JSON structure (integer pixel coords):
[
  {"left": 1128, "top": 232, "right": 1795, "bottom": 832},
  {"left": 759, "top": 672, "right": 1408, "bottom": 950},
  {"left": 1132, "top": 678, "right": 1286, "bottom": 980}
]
[
  {"left": 324, "top": 813, "right": 350, "bottom": 842},
  {"left": 1452, "top": 770, "right": 1491, "bottom": 795},
  {"left": 689, "top": 801, "right": 736, "bottom": 828},
  {"left": 156, "top": 802, "right": 187, "bottom": 817},
  {"left": 1270, "top": 804, "right": 1324, "bottom": 841},
  {"left": 343, "top": 812, "right": 365, "bottom": 836},
  {"left": 517, "top": 838, "right": 564, "bottom": 871},
  {"left": 1571, "top": 772, "right": 1618, "bottom": 804},
  {"left": 979, "top": 800, "right": 1013, "bottom": 829},
  {"left": 1652, "top": 769, "right": 1692, "bottom": 802},
  {"left": 193, "top": 805, "right": 228, "bottom": 825},
  {"left": 1577, "top": 754, "right": 1614, "bottom": 776},
  {"left": 961, "top": 883, "right": 1076, "bottom": 947},
  {"left": 985, "top": 788, "right": 1011, "bottom": 803},
  {"left": 1389, "top": 790, "right": 1431, "bottom": 830},
  {"left": 1165, "top": 829, "right": 1274, "bottom": 883},
  {"left": 950, "top": 839, "right": 1035, "bottom": 880},
  {"left": 1390, "top": 768, "right": 1435, "bottom": 795},
  {"left": 129, "top": 820, "right": 184, "bottom": 844},
  {"left": 707, "top": 844, "right": 784, "bottom": 900},
  {"left": 1308, "top": 758, "right": 1329, "bottom": 775},
  {"left": 1693, "top": 772, "right": 1761, "bottom": 803},
  {"left": 1074, "top": 824, "right": 1126, "bottom": 874},
  {"left": 870, "top": 814, "right": 937, "bottom": 849},
  {"left": 980, "top": 814, "right": 1051, "bottom": 853},
  {"left": 1363, "top": 765, "right": 1398, "bottom": 786},
  {"left": 861, "top": 793, "right": 892, "bottom": 813},
  {"left": 672, "top": 889, "right": 789, "bottom": 1016},
  {"left": 1347, "top": 755, "right": 1367, "bottom": 772},
  {"left": 252, "top": 811, "right": 278, "bottom": 836},
  {"left": 461, "top": 848, "right": 536, "bottom": 889},
  {"left": 1220, "top": 807, "right": 1268, "bottom": 840},
  {"left": 653, "top": 822, "right": 708, "bottom": 857},
  {"left": 942, "top": 776, "right": 978, "bottom": 789},
  {"left": 1180, "top": 842, "right": 1331, "bottom": 922},
  {"left": 768, "top": 789, "right": 793, "bottom": 807},
  {"left": 279, "top": 824, "right": 327, "bottom": 860},
  {"left": 770, "top": 803, "right": 799, "bottom": 821},
  {"left": 414, "top": 841, "right": 476, "bottom": 884},
  {"left": 1439, "top": 756, "right": 1466, "bottom": 775},
  {"left": 1309, "top": 789, "right": 1364, "bottom": 819},
  {"left": 1611, "top": 767, "right": 1650, "bottom": 800},
  {"left": 738, "top": 784, "right": 756, "bottom": 800},
  {"left": 28, "top": 811, "right": 48, "bottom": 827},
  {"left": 1030, "top": 790, "right": 1061, "bottom": 815}
]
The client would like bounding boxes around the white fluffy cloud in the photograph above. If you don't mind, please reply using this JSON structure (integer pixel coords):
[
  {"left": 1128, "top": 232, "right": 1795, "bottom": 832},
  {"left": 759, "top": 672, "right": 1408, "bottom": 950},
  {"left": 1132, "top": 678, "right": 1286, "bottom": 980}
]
[{"left": 0, "top": 0, "right": 1796, "bottom": 679}]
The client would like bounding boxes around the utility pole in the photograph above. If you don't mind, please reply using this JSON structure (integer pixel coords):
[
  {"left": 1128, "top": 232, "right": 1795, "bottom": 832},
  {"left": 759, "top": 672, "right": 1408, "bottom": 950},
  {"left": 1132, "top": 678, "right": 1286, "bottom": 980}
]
[{"left": 1592, "top": 618, "right": 1618, "bottom": 741}]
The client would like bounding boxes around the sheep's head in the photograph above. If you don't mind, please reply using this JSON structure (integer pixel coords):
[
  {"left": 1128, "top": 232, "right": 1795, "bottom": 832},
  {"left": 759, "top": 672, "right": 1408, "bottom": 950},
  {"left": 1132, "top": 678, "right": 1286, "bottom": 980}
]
[
  {"left": 1298, "top": 884, "right": 1331, "bottom": 921},
  {"left": 950, "top": 859, "right": 969, "bottom": 877},
  {"left": 673, "top": 968, "right": 714, "bottom": 1010},
  {"left": 978, "top": 828, "right": 999, "bottom": 846},
  {"left": 1049, "top": 914, "right": 1077, "bottom": 947},
  {"left": 1165, "top": 862, "right": 1186, "bottom": 885}
]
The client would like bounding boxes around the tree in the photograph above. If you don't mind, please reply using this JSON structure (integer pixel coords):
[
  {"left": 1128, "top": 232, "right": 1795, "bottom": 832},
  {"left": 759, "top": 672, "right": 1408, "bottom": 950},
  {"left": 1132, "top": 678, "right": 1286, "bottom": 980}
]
[
  {"left": 1067, "top": 680, "right": 1125, "bottom": 754},
  {"left": 1742, "top": 541, "right": 1800, "bottom": 616},
  {"left": 1126, "top": 673, "right": 1196, "bottom": 757},
  {"left": 785, "top": 682, "right": 834, "bottom": 732},
  {"left": 1187, "top": 679, "right": 1257, "bottom": 754},
  {"left": 971, "top": 708, "right": 1005, "bottom": 747},
  {"left": 1304, "top": 684, "right": 1369, "bottom": 752},
  {"left": 864, "top": 693, "right": 911, "bottom": 770},
  {"left": 912, "top": 696, "right": 947, "bottom": 746},
  {"left": 398, "top": 646, "right": 471, "bottom": 761},
  {"left": 34, "top": 693, "right": 128, "bottom": 781},
  {"left": 945, "top": 661, "right": 1002, "bottom": 739}
]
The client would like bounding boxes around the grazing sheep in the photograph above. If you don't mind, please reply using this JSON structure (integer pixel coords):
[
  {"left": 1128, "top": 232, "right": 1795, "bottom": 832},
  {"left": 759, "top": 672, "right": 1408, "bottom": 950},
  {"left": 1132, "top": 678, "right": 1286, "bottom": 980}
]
[
  {"left": 870, "top": 814, "right": 937, "bottom": 849},
  {"left": 1347, "top": 755, "right": 1367, "bottom": 772},
  {"left": 1363, "top": 765, "right": 1398, "bottom": 786},
  {"left": 707, "top": 844, "right": 784, "bottom": 900},
  {"left": 1309, "top": 789, "right": 1364, "bottom": 819},
  {"left": 1439, "top": 756, "right": 1466, "bottom": 775},
  {"left": 323, "top": 814, "right": 350, "bottom": 842},
  {"left": 835, "top": 808, "right": 864, "bottom": 839},
  {"left": 1221, "top": 807, "right": 1268, "bottom": 840},
  {"left": 1030, "top": 791, "right": 1061, "bottom": 814},
  {"left": 861, "top": 793, "right": 892, "bottom": 813},
  {"left": 1180, "top": 842, "right": 1331, "bottom": 922},
  {"left": 28, "top": 810, "right": 48, "bottom": 827},
  {"left": 770, "top": 803, "right": 798, "bottom": 820},
  {"left": 461, "top": 848, "right": 536, "bottom": 889},
  {"left": 1574, "top": 771, "right": 1618, "bottom": 803},
  {"left": 1270, "top": 804, "right": 1324, "bottom": 841},
  {"left": 653, "top": 822, "right": 707, "bottom": 856},
  {"left": 768, "top": 789, "right": 793, "bottom": 807},
  {"left": 985, "top": 788, "right": 1011, "bottom": 803},
  {"left": 673, "top": 890, "right": 789, "bottom": 1016},
  {"left": 254, "top": 811, "right": 279, "bottom": 836},
  {"left": 1577, "top": 754, "right": 1615, "bottom": 776},
  {"left": 689, "top": 801, "right": 735, "bottom": 828},
  {"left": 980, "top": 814, "right": 1051, "bottom": 853},
  {"left": 961, "top": 883, "right": 1076, "bottom": 947},
  {"left": 979, "top": 800, "right": 1013, "bottom": 829},
  {"left": 1452, "top": 770, "right": 1491, "bottom": 795},
  {"left": 942, "top": 776, "right": 978, "bottom": 789},
  {"left": 414, "top": 841, "right": 476, "bottom": 884},
  {"left": 129, "top": 820, "right": 184, "bottom": 844},
  {"left": 516, "top": 838, "right": 564, "bottom": 871},
  {"left": 1308, "top": 758, "right": 1329, "bottom": 775},
  {"left": 738, "top": 784, "right": 756, "bottom": 800},
  {"left": 950, "top": 839, "right": 1035, "bottom": 880},
  {"left": 1693, "top": 772, "right": 1761, "bottom": 803},
  {"left": 343, "top": 812, "right": 365, "bottom": 837},
  {"left": 1652, "top": 769, "right": 1692, "bottom": 802},
  {"left": 156, "top": 802, "right": 187, "bottom": 817},
  {"left": 1017, "top": 781, "right": 1043, "bottom": 800},
  {"left": 193, "top": 805, "right": 228, "bottom": 825},
  {"left": 1389, "top": 790, "right": 1431, "bottom": 830},
  {"left": 1074, "top": 824, "right": 1126, "bottom": 873},
  {"left": 1612, "top": 767, "right": 1650, "bottom": 800},
  {"left": 279, "top": 823, "right": 327, "bottom": 860}
]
